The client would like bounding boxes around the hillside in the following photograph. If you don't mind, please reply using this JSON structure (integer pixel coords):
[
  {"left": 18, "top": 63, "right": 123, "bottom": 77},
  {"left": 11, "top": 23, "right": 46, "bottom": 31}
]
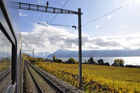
[
  {"left": 36, "top": 62, "right": 140, "bottom": 93},
  {"left": 47, "top": 49, "right": 140, "bottom": 58}
]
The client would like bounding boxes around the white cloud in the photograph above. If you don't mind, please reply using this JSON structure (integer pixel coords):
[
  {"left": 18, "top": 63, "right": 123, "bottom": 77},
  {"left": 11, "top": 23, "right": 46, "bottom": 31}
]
[
  {"left": 19, "top": 12, "right": 28, "bottom": 17},
  {"left": 21, "top": 23, "right": 140, "bottom": 53},
  {"left": 107, "top": 15, "right": 111, "bottom": 19},
  {"left": 37, "top": 0, "right": 44, "bottom": 4},
  {"left": 95, "top": 25, "right": 100, "bottom": 29},
  {"left": 21, "top": 23, "right": 78, "bottom": 53},
  {"left": 122, "top": 0, "right": 140, "bottom": 8}
]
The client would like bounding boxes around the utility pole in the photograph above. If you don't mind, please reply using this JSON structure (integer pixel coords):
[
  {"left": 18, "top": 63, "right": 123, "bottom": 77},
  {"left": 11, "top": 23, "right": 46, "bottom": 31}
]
[
  {"left": 18, "top": 2, "right": 83, "bottom": 88},
  {"left": 78, "top": 8, "right": 82, "bottom": 89},
  {"left": 32, "top": 49, "right": 34, "bottom": 58}
]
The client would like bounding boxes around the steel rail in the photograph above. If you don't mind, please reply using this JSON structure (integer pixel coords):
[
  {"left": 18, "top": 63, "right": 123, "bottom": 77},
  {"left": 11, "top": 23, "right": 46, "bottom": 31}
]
[
  {"left": 25, "top": 63, "right": 44, "bottom": 93},
  {"left": 0, "top": 69, "right": 10, "bottom": 81},
  {"left": 28, "top": 63, "right": 65, "bottom": 93}
]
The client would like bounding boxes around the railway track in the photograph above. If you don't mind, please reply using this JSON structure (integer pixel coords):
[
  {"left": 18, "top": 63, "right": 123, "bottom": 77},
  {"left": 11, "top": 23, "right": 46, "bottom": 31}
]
[
  {"left": 0, "top": 69, "right": 10, "bottom": 81},
  {"left": 24, "top": 63, "right": 38, "bottom": 93},
  {"left": 25, "top": 62, "right": 65, "bottom": 93},
  {"left": 0, "top": 69, "right": 11, "bottom": 93}
]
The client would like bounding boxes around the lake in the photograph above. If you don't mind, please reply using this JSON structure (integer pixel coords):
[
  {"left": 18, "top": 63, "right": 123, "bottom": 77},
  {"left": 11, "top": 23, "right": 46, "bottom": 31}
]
[{"left": 57, "top": 56, "right": 140, "bottom": 65}]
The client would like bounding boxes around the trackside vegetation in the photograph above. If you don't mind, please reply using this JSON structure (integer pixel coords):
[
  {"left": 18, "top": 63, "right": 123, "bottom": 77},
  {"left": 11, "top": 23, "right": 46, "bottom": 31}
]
[
  {"left": 23, "top": 54, "right": 140, "bottom": 93},
  {"left": 35, "top": 62, "right": 140, "bottom": 93}
]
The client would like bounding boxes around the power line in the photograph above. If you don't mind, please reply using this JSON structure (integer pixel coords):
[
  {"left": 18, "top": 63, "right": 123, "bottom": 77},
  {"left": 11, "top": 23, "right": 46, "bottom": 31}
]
[
  {"left": 49, "top": 0, "right": 70, "bottom": 23},
  {"left": 82, "top": 0, "right": 137, "bottom": 26},
  {"left": 61, "top": 0, "right": 70, "bottom": 8},
  {"left": 51, "top": 23, "right": 77, "bottom": 29},
  {"left": 37, "top": 22, "right": 77, "bottom": 29},
  {"left": 49, "top": 23, "right": 75, "bottom": 28},
  {"left": 83, "top": 7, "right": 123, "bottom": 26}
]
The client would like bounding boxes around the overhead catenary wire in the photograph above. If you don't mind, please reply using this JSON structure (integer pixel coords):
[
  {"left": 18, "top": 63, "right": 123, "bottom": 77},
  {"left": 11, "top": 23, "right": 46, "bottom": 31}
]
[
  {"left": 49, "top": 23, "right": 72, "bottom": 27},
  {"left": 82, "top": 0, "right": 137, "bottom": 27},
  {"left": 49, "top": 0, "right": 70, "bottom": 23},
  {"left": 37, "top": 22, "right": 77, "bottom": 29},
  {"left": 82, "top": 7, "right": 123, "bottom": 26},
  {"left": 49, "top": 23, "right": 77, "bottom": 29}
]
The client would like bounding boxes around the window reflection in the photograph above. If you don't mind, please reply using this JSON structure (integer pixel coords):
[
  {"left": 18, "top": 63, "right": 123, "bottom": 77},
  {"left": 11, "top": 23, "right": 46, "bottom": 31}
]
[{"left": 0, "top": 30, "right": 11, "bottom": 92}]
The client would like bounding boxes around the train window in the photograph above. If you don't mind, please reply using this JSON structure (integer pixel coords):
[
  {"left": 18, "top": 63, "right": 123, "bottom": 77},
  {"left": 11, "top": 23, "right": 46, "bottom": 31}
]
[{"left": 0, "top": 30, "right": 12, "bottom": 92}]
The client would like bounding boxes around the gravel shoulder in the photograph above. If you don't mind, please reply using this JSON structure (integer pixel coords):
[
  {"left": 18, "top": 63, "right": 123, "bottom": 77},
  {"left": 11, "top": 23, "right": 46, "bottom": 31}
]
[
  {"left": 28, "top": 65, "right": 57, "bottom": 93},
  {"left": 0, "top": 73, "right": 10, "bottom": 93},
  {"left": 35, "top": 65, "right": 85, "bottom": 93},
  {"left": 24, "top": 65, "right": 38, "bottom": 93}
]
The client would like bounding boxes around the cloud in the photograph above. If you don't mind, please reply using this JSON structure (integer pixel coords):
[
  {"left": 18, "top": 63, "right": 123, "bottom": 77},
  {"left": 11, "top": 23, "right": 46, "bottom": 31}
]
[
  {"left": 21, "top": 23, "right": 78, "bottom": 53},
  {"left": 95, "top": 25, "right": 100, "bottom": 29},
  {"left": 21, "top": 23, "right": 140, "bottom": 53},
  {"left": 107, "top": 15, "right": 111, "bottom": 19},
  {"left": 37, "top": 0, "right": 44, "bottom": 4},
  {"left": 94, "top": 38, "right": 121, "bottom": 47},
  {"left": 19, "top": 12, "right": 28, "bottom": 17},
  {"left": 0, "top": 32, "right": 11, "bottom": 52}
]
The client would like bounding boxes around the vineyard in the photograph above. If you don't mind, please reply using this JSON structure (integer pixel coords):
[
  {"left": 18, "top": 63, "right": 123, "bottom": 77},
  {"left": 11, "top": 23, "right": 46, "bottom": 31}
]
[
  {"left": 0, "top": 62, "right": 10, "bottom": 72},
  {"left": 35, "top": 62, "right": 140, "bottom": 93}
]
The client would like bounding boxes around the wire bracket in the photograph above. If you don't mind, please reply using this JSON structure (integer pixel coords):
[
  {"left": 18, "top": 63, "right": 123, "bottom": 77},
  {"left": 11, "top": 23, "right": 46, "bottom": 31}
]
[{"left": 18, "top": 2, "right": 82, "bottom": 15}]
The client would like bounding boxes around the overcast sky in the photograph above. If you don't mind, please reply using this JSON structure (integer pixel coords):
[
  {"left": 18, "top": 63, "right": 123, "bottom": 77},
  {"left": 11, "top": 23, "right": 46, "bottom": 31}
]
[{"left": 19, "top": 0, "right": 140, "bottom": 53}]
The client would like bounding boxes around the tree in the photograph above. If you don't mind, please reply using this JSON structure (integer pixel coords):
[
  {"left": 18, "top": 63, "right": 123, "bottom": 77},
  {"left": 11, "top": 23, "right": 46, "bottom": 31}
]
[
  {"left": 84, "top": 60, "right": 87, "bottom": 64},
  {"left": 112, "top": 59, "right": 124, "bottom": 67},
  {"left": 53, "top": 55, "right": 56, "bottom": 62},
  {"left": 66, "top": 58, "right": 78, "bottom": 64},
  {"left": 44, "top": 58, "right": 53, "bottom": 62},
  {"left": 104, "top": 62, "right": 110, "bottom": 66},
  {"left": 29, "top": 57, "right": 35, "bottom": 63},
  {"left": 55, "top": 59, "right": 63, "bottom": 63},
  {"left": 97, "top": 59, "right": 104, "bottom": 65},
  {"left": 87, "top": 57, "right": 96, "bottom": 64},
  {"left": 37, "top": 58, "right": 44, "bottom": 62}
]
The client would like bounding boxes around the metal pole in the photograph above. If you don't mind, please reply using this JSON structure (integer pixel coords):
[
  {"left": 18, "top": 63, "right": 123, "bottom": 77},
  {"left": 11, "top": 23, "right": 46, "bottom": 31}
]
[
  {"left": 11, "top": 44, "right": 17, "bottom": 84},
  {"left": 33, "top": 49, "right": 34, "bottom": 58},
  {"left": 78, "top": 8, "right": 82, "bottom": 89}
]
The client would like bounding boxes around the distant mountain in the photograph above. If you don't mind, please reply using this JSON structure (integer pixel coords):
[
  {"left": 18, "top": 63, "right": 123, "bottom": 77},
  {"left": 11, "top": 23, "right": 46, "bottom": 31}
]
[
  {"left": 0, "top": 52, "right": 10, "bottom": 58},
  {"left": 47, "top": 49, "right": 77, "bottom": 58},
  {"left": 47, "top": 49, "right": 140, "bottom": 58},
  {"left": 35, "top": 52, "right": 50, "bottom": 58},
  {"left": 0, "top": 52, "right": 10, "bottom": 61},
  {"left": 22, "top": 51, "right": 50, "bottom": 58}
]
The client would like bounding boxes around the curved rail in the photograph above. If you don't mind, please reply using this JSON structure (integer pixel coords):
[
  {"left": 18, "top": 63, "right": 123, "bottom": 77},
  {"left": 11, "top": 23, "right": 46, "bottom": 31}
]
[
  {"left": 0, "top": 69, "right": 10, "bottom": 81},
  {"left": 26, "top": 62, "right": 65, "bottom": 93},
  {"left": 25, "top": 63, "right": 44, "bottom": 93}
]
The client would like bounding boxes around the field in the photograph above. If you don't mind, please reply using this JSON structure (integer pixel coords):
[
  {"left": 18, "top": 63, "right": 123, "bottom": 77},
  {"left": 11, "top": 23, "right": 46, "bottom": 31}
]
[
  {"left": 35, "top": 62, "right": 140, "bottom": 93},
  {"left": 0, "top": 62, "right": 10, "bottom": 72}
]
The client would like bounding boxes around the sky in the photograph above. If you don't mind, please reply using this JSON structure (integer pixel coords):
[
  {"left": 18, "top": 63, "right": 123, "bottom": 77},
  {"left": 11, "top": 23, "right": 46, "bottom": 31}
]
[{"left": 19, "top": 0, "right": 140, "bottom": 53}]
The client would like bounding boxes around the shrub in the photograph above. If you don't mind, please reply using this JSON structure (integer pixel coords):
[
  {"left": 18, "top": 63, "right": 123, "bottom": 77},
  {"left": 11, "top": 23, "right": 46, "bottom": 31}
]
[
  {"left": 97, "top": 59, "right": 104, "bottom": 65},
  {"left": 112, "top": 59, "right": 124, "bottom": 67},
  {"left": 66, "top": 58, "right": 78, "bottom": 64},
  {"left": 44, "top": 58, "right": 53, "bottom": 62},
  {"left": 37, "top": 58, "right": 44, "bottom": 62},
  {"left": 87, "top": 57, "right": 97, "bottom": 64},
  {"left": 55, "top": 59, "right": 63, "bottom": 63},
  {"left": 84, "top": 60, "right": 87, "bottom": 64},
  {"left": 104, "top": 62, "right": 110, "bottom": 66}
]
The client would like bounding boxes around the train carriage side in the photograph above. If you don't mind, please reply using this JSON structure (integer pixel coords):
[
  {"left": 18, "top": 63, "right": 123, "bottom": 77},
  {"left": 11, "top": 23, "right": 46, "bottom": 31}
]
[{"left": 0, "top": 0, "right": 22, "bottom": 93}]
